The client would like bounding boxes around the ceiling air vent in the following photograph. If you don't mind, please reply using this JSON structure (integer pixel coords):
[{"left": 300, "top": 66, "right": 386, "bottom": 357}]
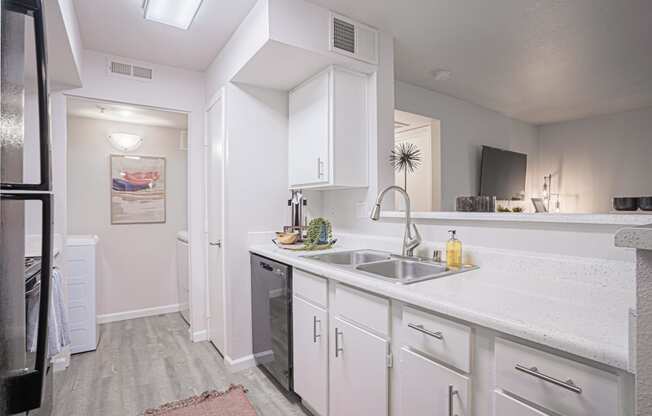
[
  {"left": 333, "top": 17, "right": 355, "bottom": 54},
  {"left": 107, "top": 57, "right": 153, "bottom": 82},
  {"left": 329, "top": 13, "right": 378, "bottom": 65},
  {"left": 110, "top": 61, "right": 132, "bottom": 76},
  {"left": 133, "top": 66, "right": 153, "bottom": 80}
]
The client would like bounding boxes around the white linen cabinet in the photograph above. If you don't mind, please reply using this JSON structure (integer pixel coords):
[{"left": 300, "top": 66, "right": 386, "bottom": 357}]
[{"left": 288, "top": 66, "right": 368, "bottom": 190}]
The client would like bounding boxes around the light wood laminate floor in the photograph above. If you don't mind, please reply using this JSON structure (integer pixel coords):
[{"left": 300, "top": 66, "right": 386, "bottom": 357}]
[{"left": 53, "top": 313, "right": 308, "bottom": 416}]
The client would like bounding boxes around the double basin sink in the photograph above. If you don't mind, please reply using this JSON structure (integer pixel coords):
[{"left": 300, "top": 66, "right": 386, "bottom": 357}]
[{"left": 304, "top": 249, "right": 476, "bottom": 285}]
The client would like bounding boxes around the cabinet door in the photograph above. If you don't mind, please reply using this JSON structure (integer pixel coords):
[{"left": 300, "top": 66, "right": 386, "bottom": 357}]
[
  {"left": 330, "top": 317, "right": 389, "bottom": 416},
  {"left": 293, "top": 296, "right": 328, "bottom": 416},
  {"left": 288, "top": 70, "right": 330, "bottom": 187},
  {"left": 399, "top": 347, "right": 470, "bottom": 416}
]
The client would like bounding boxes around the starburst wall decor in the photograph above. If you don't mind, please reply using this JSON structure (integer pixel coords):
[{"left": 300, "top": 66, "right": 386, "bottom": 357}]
[{"left": 389, "top": 142, "right": 422, "bottom": 191}]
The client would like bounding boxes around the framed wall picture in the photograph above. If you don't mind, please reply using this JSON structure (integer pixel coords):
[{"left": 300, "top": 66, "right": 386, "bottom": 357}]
[
  {"left": 110, "top": 155, "right": 166, "bottom": 224},
  {"left": 531, "top": 197, "right": 548, "bottom": 213}
]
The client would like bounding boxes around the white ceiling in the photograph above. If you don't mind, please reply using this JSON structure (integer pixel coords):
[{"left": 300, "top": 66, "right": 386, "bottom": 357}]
[
  {"left": 312, "top": 0, "right": 652, "bottom": 124},
  {"left": 72, "top": 0, "right": 652, "bottom": 125},
  {"left": 67, "top": 96, "right": 188, "bottom": 129},
  {"left": 72, "top": 0, "right": 256, "bottom": 71}
]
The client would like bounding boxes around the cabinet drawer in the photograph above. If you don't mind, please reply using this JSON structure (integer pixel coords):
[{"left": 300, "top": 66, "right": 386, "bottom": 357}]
[
  {"left": 334, "top": 283, "right": 389, "bottom": 336},
  {"left": 294, "top": 269, "right": 328, "bottom": 308},
  {"left": 494, "top": 392, "right": 548, "bottom": 416},
  {"left": 401, "top": 306, "right": 471, "bottom": 372},
  {"left": 495, "top": 338, "right": 620, "bottom": 416}
]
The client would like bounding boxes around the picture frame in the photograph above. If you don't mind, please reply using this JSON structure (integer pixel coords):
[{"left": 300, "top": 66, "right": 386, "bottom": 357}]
[{"left": 110, "top": 154, "right": 166, "bottom": 224}]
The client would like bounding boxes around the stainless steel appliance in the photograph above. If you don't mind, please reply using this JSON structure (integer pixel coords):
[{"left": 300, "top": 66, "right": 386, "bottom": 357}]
[
  {"left": 250, "top": 254, "right": 293, "bottom": 394},
  {"left": 1, "top": 0, "right": 53, "bottom": 414},
  {"left": 284, "top": 190, "right": 307, "bottom": 241}
]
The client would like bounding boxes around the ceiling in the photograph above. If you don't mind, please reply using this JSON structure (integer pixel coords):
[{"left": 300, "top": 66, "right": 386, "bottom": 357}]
[
  {"left": 72, "top": 0, "right": 256, "bottom": 71},
  {"left": 72, "top": 0, "right": 652, "bottom": 125},
  {"left": 312, "top": 0, "right": 652, "bottom": 125},
  {"left": 67, "top": 97, "right": 188, "bottom": 129}
]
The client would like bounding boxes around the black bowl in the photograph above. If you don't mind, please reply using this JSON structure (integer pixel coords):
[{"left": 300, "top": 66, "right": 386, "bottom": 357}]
[
  {"left": 639, "top": 197, "right": 652, "bottom": 211},
  {"left": 613, "top": 197, "right": 639, "bottom": 211}
]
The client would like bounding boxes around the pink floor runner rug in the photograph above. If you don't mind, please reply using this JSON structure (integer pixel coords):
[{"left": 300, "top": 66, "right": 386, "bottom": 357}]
[{"left": 142, "top": 385, "right": 257, "bottom": 416}]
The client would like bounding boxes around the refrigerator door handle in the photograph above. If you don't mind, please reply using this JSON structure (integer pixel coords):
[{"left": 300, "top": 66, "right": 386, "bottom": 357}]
[
  {"left": 1, "top": 0, "right": 51, "bottom": 192},
  {"left": 2, "top": 193, "right": 52, "bottom": 413}
]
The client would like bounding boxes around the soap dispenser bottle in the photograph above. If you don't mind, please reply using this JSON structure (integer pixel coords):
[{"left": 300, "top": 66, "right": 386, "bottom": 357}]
[{"left": 446, "top": 230, "right": 462, "bottom": 268}]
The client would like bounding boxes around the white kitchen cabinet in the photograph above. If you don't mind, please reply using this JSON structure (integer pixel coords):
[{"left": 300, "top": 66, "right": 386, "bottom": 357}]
[
  {"left": 399, "top": 347, "right": 470, "bottom": 416},
  {"left": 288, "top": 66, "right": 368, "bottom": 189},
  {"left": 329, "top": 316, "right": 389, "bottom": 416},
  {"left": 293, "top": 296, "right": 328, "bottom": 416},
  {"left": 494, "top": 392, "right": 549, "bottom": 416}
]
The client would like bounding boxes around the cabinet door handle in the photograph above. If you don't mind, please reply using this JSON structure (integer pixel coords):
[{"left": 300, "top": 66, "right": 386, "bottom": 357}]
[
  {"left": 514, "top": 364, "right": 583, "bottom": 394},
  {"left": 408, "top": 323, "right": 443, "bottom": 340},
  {"left": 448, "top": 385, "right": 458, "bottom": 416},
  {"left": 335, "top": 328, "right": 343, "bottom": 357},
  {"left": 313, "top": 316, "right": 321, "bottom": 343},
  {"left": 317, "top": 157, "right": 325, "bottom": 178}
]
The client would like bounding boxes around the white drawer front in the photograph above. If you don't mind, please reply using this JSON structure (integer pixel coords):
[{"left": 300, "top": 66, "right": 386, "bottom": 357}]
[
  {"left": 402, "top": 306, "right": 471, "bottom": 373},
  {"left": 494, "top": 391, "right": 548, "bottom": 416},
  {"left": 334, "top": 283, "right": 389, "bottom": 336},
  {"left": 294, "top": 269, "right": 328, "bottom": 308},
  {"left": 495, "top": 338, "right": 620, "bottom": 416}
]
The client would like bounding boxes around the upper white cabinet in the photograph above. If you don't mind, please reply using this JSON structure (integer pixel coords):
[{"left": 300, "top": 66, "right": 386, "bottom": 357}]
[{"left": 288, "top": 66, "right": 369, "bottom": 189}]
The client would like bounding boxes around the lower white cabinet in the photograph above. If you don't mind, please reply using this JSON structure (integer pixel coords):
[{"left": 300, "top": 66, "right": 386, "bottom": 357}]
[
  {"left": 330, "top": 316, "right": 389, "bottom": 416},
  {"left": 293, "top": 296, "right": 328, "bottom": 416},
  {"left": 400, "top": 347, "right": 470, "bottom": 416},
  {"left": 494, "top": 391, "right": 548, "bottom": 416}
]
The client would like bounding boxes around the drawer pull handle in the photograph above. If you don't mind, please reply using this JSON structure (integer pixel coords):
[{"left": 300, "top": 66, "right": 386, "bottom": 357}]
[
  {"left": 448, "top": 385, "right": 458, "bottom": 416},
  {"left": 313, "top": 316, "right": 321, "bottom": 343},
  {"left": 515, "top": 364, "right": 583, "bottom": 394},
  {"left": 335, "top": 328, "right": 343, "bottom": 357},
  {"left": 408, "top": 323, "right": 443, "bottom": 340}
]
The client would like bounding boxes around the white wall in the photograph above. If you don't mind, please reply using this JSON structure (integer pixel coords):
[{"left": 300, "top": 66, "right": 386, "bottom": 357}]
[
  {"left": 395, "top": 81, "right": 540, "bottom": 211},
  {"left": 539, "top": 106, "right": 652, "bottom": 213},
  {"left": 57, "top": 49, "right": 207, "bottom": 338},
  {"left": 66, "top": 116, "right": 187, "bottom": 315},
  {"left": 222, "top": 84, "right": 289, "bottom": 364}
]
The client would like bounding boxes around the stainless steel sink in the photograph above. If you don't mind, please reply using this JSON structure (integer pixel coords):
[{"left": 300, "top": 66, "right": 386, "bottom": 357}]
[
  {"left": 305, "top": 249, "right": 477, "bottom": 284},
  {"left": 355, "top": 259, "right": 448, "bottom": 283},
  {"left": 306, "top": 250, "right": 391, "bottom": 266}
]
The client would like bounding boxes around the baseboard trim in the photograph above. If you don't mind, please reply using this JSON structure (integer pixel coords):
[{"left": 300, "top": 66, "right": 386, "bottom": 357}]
[
  {"left": 97, "top": 304, "right": 181, "bottom": 324},
  {"left": 224, "top": 354, "right": 256, "bottom": 373},
  {"left": 192, "top": 329, "right": 208, "bottom": 342}
]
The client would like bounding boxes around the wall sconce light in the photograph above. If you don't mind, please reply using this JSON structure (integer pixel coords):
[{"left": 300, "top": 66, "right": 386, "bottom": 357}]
[{"left": 108, "top": 133, "right": 143, "bottom": 152}]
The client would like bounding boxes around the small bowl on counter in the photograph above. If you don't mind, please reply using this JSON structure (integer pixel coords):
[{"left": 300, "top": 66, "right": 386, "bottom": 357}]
[
  {"left": 613, "top": 197, "right": 639, "bottom": 211},
  {"left": 275, "top": 231, "right": 300, "bottom": 245}
]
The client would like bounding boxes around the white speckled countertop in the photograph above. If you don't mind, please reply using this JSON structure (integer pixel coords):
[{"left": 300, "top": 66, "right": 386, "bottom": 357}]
[{"left": 250, "top": 240, "right": 634, "bottom": 372}]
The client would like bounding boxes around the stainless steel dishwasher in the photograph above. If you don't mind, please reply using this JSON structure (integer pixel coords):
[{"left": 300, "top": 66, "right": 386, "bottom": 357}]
[{"left": 251, "top": 254, "right": 293, "bottom": 393}]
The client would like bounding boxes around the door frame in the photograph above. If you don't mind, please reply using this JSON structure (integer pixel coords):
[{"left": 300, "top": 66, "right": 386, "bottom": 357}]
[{"left": 204, "top": 87, "right": 227, "bottom": 354}]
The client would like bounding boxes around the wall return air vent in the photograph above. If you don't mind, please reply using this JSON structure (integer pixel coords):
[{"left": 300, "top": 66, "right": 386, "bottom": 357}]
[
  {"left": 107, "top": 58, "right": 153, "bottom": 82},
  {"left": 329, "top": 13, "right": 378, "bottom": 65}
]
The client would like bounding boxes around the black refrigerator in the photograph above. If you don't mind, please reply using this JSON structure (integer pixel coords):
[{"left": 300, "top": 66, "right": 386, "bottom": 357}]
[{"left": 1, "top": 0, "right": 53, "bottom": 415}]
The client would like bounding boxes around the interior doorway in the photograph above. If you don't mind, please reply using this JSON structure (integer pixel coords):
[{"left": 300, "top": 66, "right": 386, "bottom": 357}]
[{"left": 64, "top": 96, "right": 191, "bottom": 330}]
